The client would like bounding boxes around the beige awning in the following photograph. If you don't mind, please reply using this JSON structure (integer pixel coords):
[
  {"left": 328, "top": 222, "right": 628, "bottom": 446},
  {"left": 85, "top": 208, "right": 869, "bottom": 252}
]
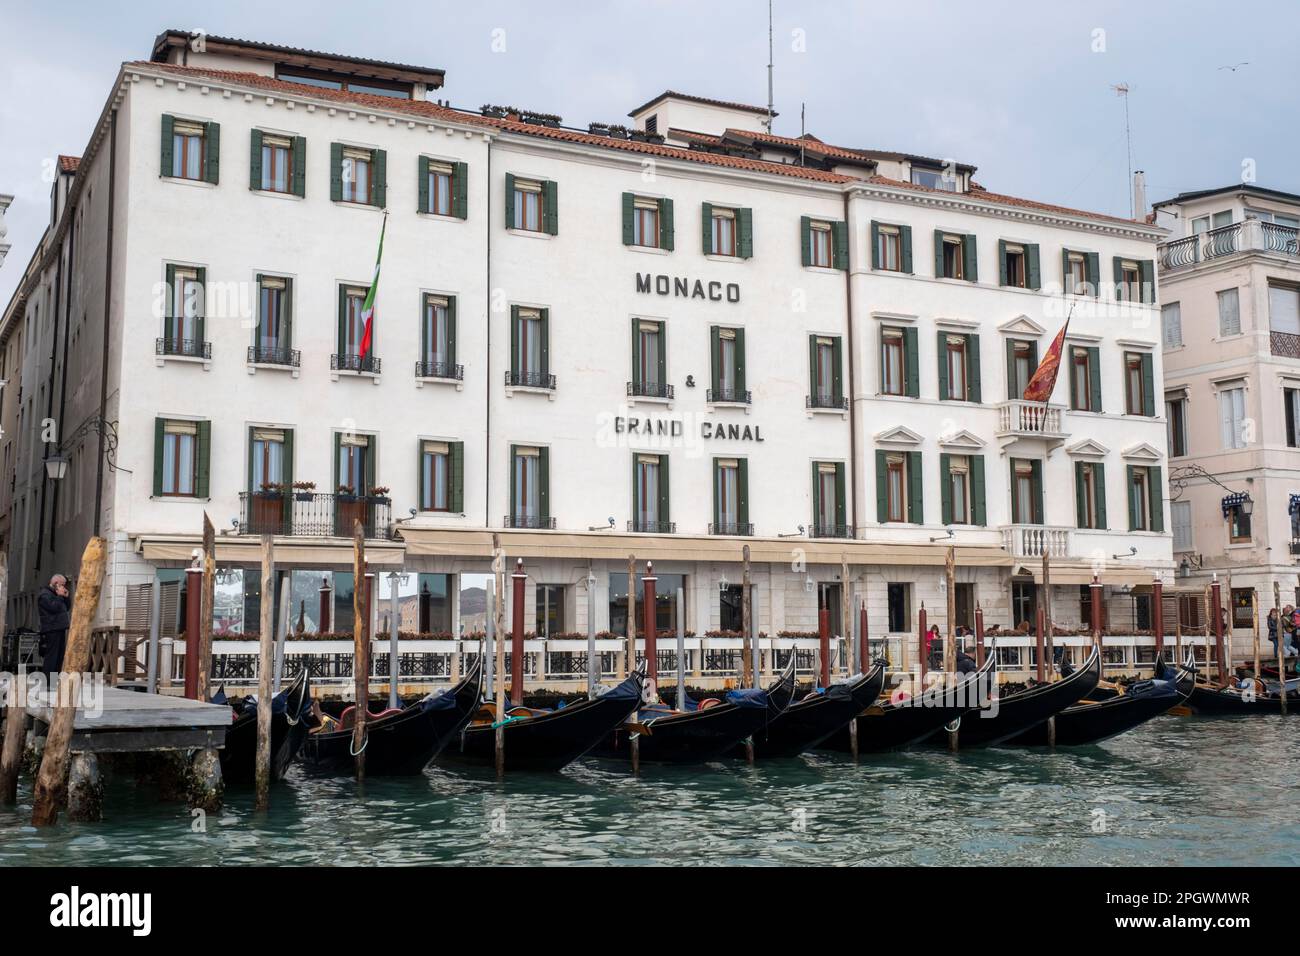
[
  {"left": 1014, "top": 563, "right": 1155, "bottom": 586},
  {"left": 400, "top": 527, "right": 1013, "bottom": 567},
  {"left": 136, "top": 534, "right": 406, "bottom": 568}
]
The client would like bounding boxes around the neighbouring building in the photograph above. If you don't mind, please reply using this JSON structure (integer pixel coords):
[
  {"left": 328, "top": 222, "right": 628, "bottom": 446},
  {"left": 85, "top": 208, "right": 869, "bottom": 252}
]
[
  {"left": 1154, "top": 184, "right": 1300, "bottom": 659},
  {"left": 0, "top": 29, "right": 1181, "bottom": 685}
]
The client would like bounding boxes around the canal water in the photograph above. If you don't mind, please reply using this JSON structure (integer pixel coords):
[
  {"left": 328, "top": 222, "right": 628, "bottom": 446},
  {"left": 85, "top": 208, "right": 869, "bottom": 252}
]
[{"left": 2, "top": 715, "right": 1296, "bottom": 866}]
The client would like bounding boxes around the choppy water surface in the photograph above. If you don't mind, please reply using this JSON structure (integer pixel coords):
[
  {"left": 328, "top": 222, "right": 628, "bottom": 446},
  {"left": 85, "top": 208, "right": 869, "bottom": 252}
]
[{"left": 2, "top": 716, "right": 1295, "bottom": 866}]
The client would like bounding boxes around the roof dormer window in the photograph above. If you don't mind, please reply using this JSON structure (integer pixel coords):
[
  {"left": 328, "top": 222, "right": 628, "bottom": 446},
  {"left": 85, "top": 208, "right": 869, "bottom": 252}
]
[{"left": 911, "top": 165, "right": 958, "bottom": 192}]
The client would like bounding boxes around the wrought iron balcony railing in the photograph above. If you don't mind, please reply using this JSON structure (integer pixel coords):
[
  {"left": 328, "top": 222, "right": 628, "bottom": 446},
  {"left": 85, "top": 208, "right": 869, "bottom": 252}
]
[
  {"left": 415, "top": 359, "right": 464, "bottom": 380},
  {"left": 1160, "top": 220, "right": 1300, "bottom": 272},
  {"left": 707, "top": 386, "right": 752, "bottom": 404},
  {"left": 239, "top": 491, "right": 391, "bottom": 539},
  {"left": 506, "top": 370, "right": 557, "bottom": 390},
  {"left": 709, "top": 521, "right": 754, "bottom": 536},
  {"left": 628, "top": 519, "right": 676, "bottom": 534},
  {"left": 1263, "top": 223, "right": 1300, "bottom": 256},
  {"left": 157, "top": 338, "right": 211, "bottom": 359},
  {"left": 1271, "top": 330, "right": 1300, "bottom": 359},
  {"left": 332, "top": 353, "right": 381, "bottom": 374},
  {"left": 503, "top": 514, "right": 557, "bottom": 529},
  {"left": 627, "top": 380, "right": 674, "bottom": 399},
  {"left": 809, "top": 522, "right": 853, "bottom": 539},
  {"left": 806, "top": 393, "right": 848, "bottom": 410},
  {"left": 248, "top": 345, "right": 300, "bottom": 367}
]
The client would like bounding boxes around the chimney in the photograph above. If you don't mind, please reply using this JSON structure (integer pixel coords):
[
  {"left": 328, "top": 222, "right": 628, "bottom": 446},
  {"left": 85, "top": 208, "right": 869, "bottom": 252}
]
[{"left": 1132, "top": 170, "right": 1147, "bottom": 219}]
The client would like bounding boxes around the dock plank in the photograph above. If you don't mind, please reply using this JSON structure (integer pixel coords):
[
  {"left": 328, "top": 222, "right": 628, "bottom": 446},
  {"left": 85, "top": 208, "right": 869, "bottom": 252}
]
[{"left": 18, "top": 684, "right": 233, "bottom": 731}]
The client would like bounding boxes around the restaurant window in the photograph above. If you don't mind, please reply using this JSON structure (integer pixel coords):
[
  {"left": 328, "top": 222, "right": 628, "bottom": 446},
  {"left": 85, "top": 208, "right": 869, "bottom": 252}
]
[
  {"left": 1010, "top": 458, "right": 1043, "bottom": 525},
  {"left": 887, "top": 583, "right": 910, "bottom": 633},
  {"left": 720, "top": 584, "right": 743, "bottom": 632},
  {"left": 536, "top": 584, "right": 565, "bottom": 638},
  {"left": 1012, "top": 580, "right": 1037, "bottom": 630},
  {"left": 1166, "top": 395, "right": 1188, "bottom": 456},
  {"left": 608, "top": 572, "right": 685, "bottom": 637},
  {"left": 415, "top": 573, "right": 452, "bottom": 634},
  {"left": 1230, "top": 588, "right": 1253, "bottom": 629},
  {"left": 1074, "top": 460, "right": 1106, "bottom": 530},
  {"left": 162, "top": 115, "right": 216, "bottom": 183}
]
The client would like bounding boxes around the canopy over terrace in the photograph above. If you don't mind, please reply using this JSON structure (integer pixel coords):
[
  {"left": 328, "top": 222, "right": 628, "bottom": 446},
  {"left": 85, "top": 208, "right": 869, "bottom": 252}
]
[{"left": 136, "top": 534, "right": 407, "bottom": 569}]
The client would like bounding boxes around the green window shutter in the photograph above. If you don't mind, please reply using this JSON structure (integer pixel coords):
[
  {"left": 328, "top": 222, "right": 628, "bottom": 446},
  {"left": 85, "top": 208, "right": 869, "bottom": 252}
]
[
  {"left": 249, "top": 128, "right": 263, "bottom": 190},
  {"left": 936, "top": 331, "right": 949, "bottom": 400},
  {"left": 153, "top": 418, "right": 165, "bottom": 496},
  {"left": 542, "top": 179, "right": 558, "bottom": 235},
  {"left": 539, "top": 308, "right": 550, "bottom": 376},
  {"left": 1006, "top": 338, "right": 1017, "bottom": 400},
  {"left": 1141, "top": 353, "right": 1155, "bottom": 416},
  {"left": 445, "top": 296, "right": 457, "bottom": 366},
  {"left": 963, "top": 234, "right": 978, "bottom": 282},
  {"left": 971, "top": 456, "right": 987, "bottom": 526},
  {"left": 933, "top": 229, "right": 945, "bottom": 277},
  {"left": 282, "top": 428, "right": 294, "bottom": 493},
  {"left": 658, "top": 197, "right": 674, "bottom": 250},
  {"left": 737, "top": 208, "right": 754, "bottom": 258},
  {"left": 967, "top": 334, "right": 981, "bottom": 403},
  {"left": 195, "top": 421, "right": 212, "bottom": 498},
  {"left": 418, "top": 156, "right": 431, "bottom": 213},
  {"left": 334, "top": 433, "right": 343, "bottom": 490},
  {"left": 655, "top": 320, "right": 666, "bottom": 384},
  {"left": 903, "top": 327, "right": 919, "bottom": 398},
  {"left": 710, "top": 326, "right": 721, "bottom": 392},
  {"left": 292, "top": 136, "right": 306, "bottom": 197},
  {"left": 337, "top": 285, "right": 348, "bottom": 354},
  {"left": 452, "top": 162, "right": 468, "bottom": 219},
  {"left": 1026, "top": 243, "right": 1041, "bottom": 289},
  {"left": 800, "top": 216, "right": 813, "bottom": 267},
  {"left": 832, "top": 221, "right": 848, "bottom": 271},
  {"left": 1126, "top": 465, "right": 1138, "bottom": 531},
  {"left": 509, "top": 445, "right": 517, "bottom": 516},
  {"left": 504, "top": 173, "right": 516, "bottom": 228},
  {"left": 1061, "top": 248, "right": 1071, "bottom": 286},
  {"left": 1009, "top": 459, "right": 1019, "bottom": 521},
  {"left": 701, "top": 202, "right": 714, "bottom": 253},
  {"left": 509, "top": 305, "right": 520, "bottom": 375},
  {"left": 1112, "top": 256, "right": 1124, "bottom": 298},
  {"left": 1088, "top": 347, "right": 1102, "bottom": 411},
  {"left": 538, "top": 447, "right": 550, "bottom": 520},
  {"left": 1094, "top": 462, "right": 1107, "bottom": 529},
  {"left": 372, "top": 148, "right": 387, "bottom": 207},
  {"left": 164, "top": 264, "right": 177, "bottom": 342},
  {"left": 364, "top": 436, "right": 376, "bottom": 493},
  {"left": 899, "top": 224, "right": 913, "bottom": 273},
  {"left": 834, "top": 462, "right": 847, "bottom": 531},
  {"left": 870, "top": 222, "right": 881, "bottom": 269},
  {"left": 330, "top": 143, "right": 343, "bottom": 201},
  {"left": 737, "top": 459, "right": 749, "bottom": 529},
  {"left": 203, "top": 122, "right": 220, "bottom": 184},
  {"left": 808, "top": 335, "right": 818, "bottom": 399},
  {"left": 998, "top": 240, "right": 1008, "bottom": 286},
  {"left": 907, "top": 451, "right": 923, "bottom": 523},
  {"left": 254, "top": 272, "right": 266, "bottom": 339},
  {"left": 449, "top": 442, "right": 465, "bottom": 515},
  {"left": 1030, "top": 459, "right": 1044, "bottom": 523},
  {"left": 713, "top": 460, "right": 723, "bottom": 531},
  {"left": 1140, "top": 260, "right": 1155, "bottom": 303},
  {"left": 874, "top": 452, "right": 887, "bottom": 523},
  {"left": 247, "top": 426, "right": 258, "bottom": 495},
  {"left": 1149, "top": 466, "right": 1164, "bottom": 533},
  {"left": 940, "top": 453, "right": 953, "bottom": 525},
  {"left": 1075, "top": 462, "right": 1087, "bottom": 528},
  {"left": 658, "top": 454, "right": 671, "bottom": 524},
  {"left": 1085, "top": 252, "right": 1100, "bottom": 294},
  {"left": 631, "top": 318, "right": 642, "bottom": 388},
  {"left": 733, "top": 327, "right": 746, "bottom": 392},
  {"left": 160, "top": 114, "right": 175, "bottom": 177},
  {"left": 194, "top": 267, "right": 207, "bottom": 345},
  {"left": 417, "top": 440, "right": 428, "bottom": 510},
  {"left": 622, "top": 192, "right": 636, "bottom": 245},
  {"left": 282, "top": 277, "right": 293, "bottom": 350},
  {"left": 831, "top": 337, "right": 843, "bottom": 402}
]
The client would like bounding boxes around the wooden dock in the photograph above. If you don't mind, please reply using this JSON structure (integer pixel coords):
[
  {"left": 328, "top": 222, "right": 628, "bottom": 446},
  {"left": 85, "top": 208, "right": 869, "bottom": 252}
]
[{"left": 23, "top": 685, "right": 231, "bottom": 755}]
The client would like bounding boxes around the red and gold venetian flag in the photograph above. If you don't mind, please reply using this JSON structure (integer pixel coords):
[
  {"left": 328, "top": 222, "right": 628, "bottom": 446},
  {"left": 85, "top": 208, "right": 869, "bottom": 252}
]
[{"left": 1022, "top": 315, "right": 1071, "bottom": 403}]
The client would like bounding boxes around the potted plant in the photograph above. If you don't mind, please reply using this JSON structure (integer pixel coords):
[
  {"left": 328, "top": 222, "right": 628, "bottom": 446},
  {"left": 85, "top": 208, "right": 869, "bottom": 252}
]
[
  {"left": 292, "top": 480, "right": 316, "bottom": 502},
  {"left": 336, "top": 483, "right": 357, "bottom": 501},
  {"left": 368, "top": 485, "right": 392, "bottom": 505},
  {"left": 257, "top": 481, "right": 285, "bottom": 498}
]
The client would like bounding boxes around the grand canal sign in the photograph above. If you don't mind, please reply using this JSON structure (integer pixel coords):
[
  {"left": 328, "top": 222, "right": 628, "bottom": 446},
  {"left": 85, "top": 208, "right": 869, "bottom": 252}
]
[
  {"left": 614, "top": 415, "right": 765, "bottom": 442},
  {"left": 635, "top": 273, "right": 741, "bottom": 303}
]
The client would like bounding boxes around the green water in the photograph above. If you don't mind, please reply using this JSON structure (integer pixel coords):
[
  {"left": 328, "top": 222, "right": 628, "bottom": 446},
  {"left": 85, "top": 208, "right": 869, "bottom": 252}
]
[{"left": 2, "top": 716, "right": 1296, "bottom": 866}]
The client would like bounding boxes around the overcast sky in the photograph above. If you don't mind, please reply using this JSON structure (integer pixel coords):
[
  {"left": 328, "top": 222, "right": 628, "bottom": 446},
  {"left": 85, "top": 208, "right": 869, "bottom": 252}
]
[{"left": 2, "top": 0, "right": 1295, "bottom": 307}]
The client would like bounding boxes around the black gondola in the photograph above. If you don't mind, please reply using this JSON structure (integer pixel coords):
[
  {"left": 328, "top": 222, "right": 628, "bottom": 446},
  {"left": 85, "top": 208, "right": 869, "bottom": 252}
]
[
  {"left": 951, "top": 644, "right": 1102, "bottom": 747},
  {"left": 593, "top": 657, "right": 797, "bottom": 765},
  {"left": 1008, "top": 654, "right": 1194, "bottom": 746},
  {"left": 1185, "top": 674, "right": 1299, "bottom": 716},
  {"left": 819, "top": 648, "right": 998, "bottom": 753},
  {"left": 300, "top": 657, "right": 483, "bottom": 776},
  {"left": 741, "top": 661, "right": 887, "bottom": 758},
  {"left": 442, "top": 663, "right": 646, "bottom": 772},
  {"left": 216, "top": 668, "right": 311, "bottom": 785}
]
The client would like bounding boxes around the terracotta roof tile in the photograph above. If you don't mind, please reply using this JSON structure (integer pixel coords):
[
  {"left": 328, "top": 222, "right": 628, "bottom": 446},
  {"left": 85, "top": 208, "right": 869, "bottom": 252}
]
[
  {"left": 58, "top": 155, "right": 81, "bottom": 173},
  {"left": 628, "top": 90, "right": 773, "bottom": 118},
  {"left": 866, "top": 175, "right": 1146, "bottom": 227}
]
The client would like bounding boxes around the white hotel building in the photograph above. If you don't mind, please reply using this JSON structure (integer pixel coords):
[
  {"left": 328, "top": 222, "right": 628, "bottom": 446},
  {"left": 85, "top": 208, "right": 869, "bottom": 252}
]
[{"left": 0, "top": 31, "right": 1176, "bottom": 678}]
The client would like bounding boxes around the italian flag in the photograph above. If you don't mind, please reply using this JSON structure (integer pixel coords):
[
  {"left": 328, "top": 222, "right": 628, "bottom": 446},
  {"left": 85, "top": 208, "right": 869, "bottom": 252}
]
[{"left": 359, "top": 213, "right": 387, "bottom": 360}]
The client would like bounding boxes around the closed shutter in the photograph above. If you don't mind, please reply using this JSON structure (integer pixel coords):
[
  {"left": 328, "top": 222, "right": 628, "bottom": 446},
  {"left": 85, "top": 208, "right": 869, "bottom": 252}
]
[
  {"left": 1094, "top": 462, "right": 1108, "bottom": 529},
  {"left": 658, "top": 197, "right": 674, "bottom": 250},
  {"left": 1026, "top": 243, "right": 1041, "bottom": 289},
  {"left": 1149, "top": 466, "right": 1164, "bottom": 533},
  {"left": 1085, "top": 252, "right": 1100, "bottom": 293},
  {"left": 831, "top": 337, "right": 843, "bottom": 402},
  {"left": 933, "top": 229, "right": 945, "bottom": 277},
  {"left": 701, "top": 202, "right": 713, "bottom": 254},
  {"left": 870, "top": 222, "right": 881, "bottom": 270},
  {"left": 510, "top": 305, "right": 520, "bottom": 377},
  {"left": 658, "top": 454, "right": 671, "bottom": 525},
  {"left": 292, "top": 136, "right": 306, "bottom": 197},
  {"left": 504, "top": 173, "right": 516, "bottom": 228},
  {"left": 1141, "top": 353, "right": 1155, "bottom": 416},
  {"left": 621, "top": 192, "right": 635, "bottom": 245},
  {"left": 971, "top": 456, "right": 986, "bottom": 525},
  {"left": 160, "top": 114, "right": 175, "bottom": 176},
  {"left": 450, "top": 442, "right": 464, "bottom": 513},
  {"left": 1030, "top": 459, "right": 1043, "bottom": 524},
  {"left": 1139, "top": 260, "right": 1155, "bottom": 304},
  {"left": 195, "top": 421, "right": 212, "bottom": 498},
  {"left": 249, "top": 128, "right": 263, "bottom": 190},
  {"left": 1006, "top": 338, "right": 1018, "bottom": 401},
  {"left": 445, "top": 296, "right": 457, "bottom": 366},
  {"left": 710, "top": 326, "right": 721, "bottom": 392},
  {"left": 203, "top": 121, "right": 220, "bottom": 184},
  {"left": 733, "top": 327, "right": 746, "bottom": 392},
  {"left": 153, "top": 418, "right": 165, "bottom": 496},
  {"left": 1088, "top": 347, "right": 1102, "bottom": 411},
  {"left": 907, "top": 451, "right": 923, "bottom": 523},
  {"left": 538, "top": 447, "right": 550, "bottom": 520},
  {"left": 967, "top": 334, "right": 981, "bottom": 402},
  {"left": 998, "top": 240, "right": 1008, "bottom": 286},
  {"left": 542, "top": 179, "right": 557, "bottom": 235},
  {"left": 936, "top": 332, "right": 949, "bottom": 400},
  {"left": 940, "top": 453, "right": 953, "bottom": 525},
  {"left": 874, "top": 452, "right": 888, "bottom": 523},
  {"left": 801, "top": 216, "right": 813, "bottom": 267},
  {"left": 832, "top": 221, "right": 848, "bottom": 271},
  {"left": 899, "top": 224, "right": 913, "bottom": 274},
  {"left": 1075, "top": 462, "right": 1088, "bottom": 528},
  {"left": 330, "top": 143, "right": 343, "bottom": 201},
  {"left": 963, "top": 234, "right": 978, "bottom": 282},
  {"left": 834, "top": 462, "right": 847, "bottom": 532},
  {"left": 418, "top": 156, "right": 431, "bottom": 213},
  {"left": 452, "top": 162, "right": 468, "bottom": 219},
  {"left": 539, "top": 308, "right": 550, "bottom": 376},
  {"left": 737, "top": 207, "right": 753, "bottom": 258},
  {"left": 372, "top": 148, "right": 387, "bottom": 207},
  {"left": 903, "top": 327, "right": 919, "bottom": 398},
  {"left": 737, "top": 459, "right": 749, "bottom": 529}
]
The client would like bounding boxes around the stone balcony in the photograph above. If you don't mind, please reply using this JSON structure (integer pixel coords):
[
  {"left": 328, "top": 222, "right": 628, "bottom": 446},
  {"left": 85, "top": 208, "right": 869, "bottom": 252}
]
[{"left": 1002, "top": 524, "right": 1072, "bottom": 559}]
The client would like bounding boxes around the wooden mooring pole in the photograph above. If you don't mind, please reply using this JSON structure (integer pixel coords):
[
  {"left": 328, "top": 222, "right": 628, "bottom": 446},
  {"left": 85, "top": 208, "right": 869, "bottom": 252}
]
[
  {"left": 254, "top": 535, "right": 275, "bottom": 810},
  {"left": 741, "top": 545, "right": 753, "bottom": 686},
  {"left": 1041, "top": 552, "right": 1054, "bottom": 678},
  {"left": 492, "top": 538, "right": 506, "bottom": 779},
  {"left": 351, "top": 521, "right": 369, "bottom": 781},
  {"left": 31, "top": 537, "right": 107, "bottom": 827},
  {"left": 197, "top": 514, "right": 216, "bottom": 703},
  {"left": 0, "top": 553, "right": 24, "bottom": 806},
  {"left": 1251, "top": 589, "right": 1261, "bottom": 681},
  {"left": 945, "top": 546, "right": 958, "bottom": 752},
  {"left": 1275, "top": 580, "right": 1288, "bottom": 715},
  {"left": 1152, "top": 573, "right": 1165, "bottom": 673},
  {"left": 841, "top": 554, "right": 852, "bottom": 679}
]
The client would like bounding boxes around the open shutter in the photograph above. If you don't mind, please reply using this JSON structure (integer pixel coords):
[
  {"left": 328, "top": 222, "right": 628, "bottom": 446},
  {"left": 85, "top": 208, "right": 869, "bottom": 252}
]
[
  {"left": 963, "top": 234, "right": 978, "bottom": 282},
  {"left": 195, "top": 421, "right": 212, "bottom": 498},
  {"left": 936, "top": 332, "right": 949, "bottom": 400},
  {"left": 733, "top": 327, "right": 746, "bottom": 393},
  {"left": 164, "top": 264, "right": 177, "bottom": 343},
  {"left": 249, "top": 128, "right": 263, "bottom": 190},
  {"left": 448, "top": 441, "right": 464, "bottom": 513},
  {"left": 940, "top": 453, "right": 953, "bottom": 525},
  {"left": 337, "top": 285, "right": 348, "bottom": 355},
  {"left": 1085, "top": 253, "right": 1100, "bottom": 294},
  {"left": 508, "top": 445, "right": 517, "bottom": 518},
  {"left": 971, "top": 456, "right": 986, "bottom": 525},
  {"left": 1149, "top": 466, "right": 1164, "bottom": 533},
  {"left": 658, "top": 454, "right": 671, "bottom": 525},
  {"left": 621, "top": 192, "right": 635, "bottom": 245},
  {"left": 203, "top": 122, "right": 220, "bottom": 184},
  {"left": 933, "top": 229, "right": 945, "bottom": 277},
  {"left": 808, "top": 336, "right": 818, "bottom": 400},
  {"left": 538, "top": 447, "right": 550, "bottom": 520},
  {"left": 417, "top": 441, "right": 428, "bottom": 510},
  {"left": 372, "top": 148, "right": 387, "bottom": 207},
  {"left": 193, "top": 267, "right": 207, "bottom": 346},
  {"left": 831, "top": 337, "right": 843, "bottom": 402},
  {"left": 1094, "top": 462, "right": 1107, "bottom": 529},
  {"left": 153, "top": 418, "right": 165, "bottom": 496},
  {"left": 904, "top": 327, "right": 919, "bottom": 398},
  {"left": 967, "top": 334, "right": 981, "bottom": 402},
  {"left": 737, "top": 207, "right": 753, "bottom": 259},
  {"left": 452, "top": 162, "right": 468, "bottom": 219},
  {"left": 504, "top": 173, "right": 516, "bottom": 228},
  {"left": 282, "top": 429, "right": 295, "bottom": 522},
  {"left": 418, "top": 156, "right": 430, "bottom": 213},
  {"left": 1141, "top": 353, "right": 1155, "bottom": 416},
  {"left": 1026, "top": 243, "right": 1041, "bottom": 289},
  {"left": 701, "top": 202, "right": 714, "bottom": 253},
  {"left": 899, "top": 224, "right": 913, "bottom": 273},
  {"left": 1088, "top": 347, "right": 1102, "bottom": 411},
  {"left": 1006, "top": 338, "right": 1018, "bottom": 400},
  {"left": 710, "top": 326, "right": 721, "bottom": 392},
  {"left": 443, "top": 296, "right": 457, "bottom": 366},
  {"left": 364, "top": 436, "right": 376, "bottom": 494},
  {"left": 907, "top": 452, "right": 923, "bottom": 524},
  {"left": 160, "top": 114, "right": 175, "bottom": 176},
  {"left": 330, "top": 143, "right": 343, "bottom": 201},
  {"left": 737, "top": 459, "right": 749, "bottom": 530},
  {"left": 714, "top": 460, "right": 724, "bottom": 532},
  {"left": 998, "top": 240, "right": 1008, "bottom": 286},
  {"left": 333, "top": 433, "right": 343, "bottom": 491},
  {"left": 542, "top": 179, "right": 558, "bottom": 235},
  {"left": 1075, "top": 462, "right": 1087, "bottom": 528},
  {"left": 1127, "top": 465, "right": 1138, "bottom": 531},
  {"left": 247, "top": 426, "right": 257, "bottom": 495},
  {"left": 282, "top": 278, "right": 293, "bottom": 351},
  {"left": 801, "top": 216, "right": 813, "bottom": 267},
  {"left": 870, "top": 222, "right": 881, "bottom": 269},
  {"left": 1112, "top": 257, "right": 1125, "bottom": 299},
  {"left": 292, "top": 136, "right": 306, "bottom": 196},
  {"left": 631, "top": 319, "right": 642, "bottom": 389},
  {"left": 1030, "top": 459, "right": 1044, "bottom": 524},
  {"left": 834, "top": 462, "right": 847, "bottom": 532},
  {"left": 658, "top": 197, "right": 674, "bottom": 250},
  {"left": 1140, "top": 260, "right": 1155, "bottom": 304},
  {"left": 832, "top": 221, "right": 848, "bottom": 271},
  {"left": 539, "top": 308, "right": 550, "bottom": 376},
  {"left": 655, "top": 320, "right": 666, "bottom": 385},
  {"left": 509, "top": 305, "right": 520, "bottom": 376},
  {"left": 874, "top": 452, "right": 887, "bottom": 523}
]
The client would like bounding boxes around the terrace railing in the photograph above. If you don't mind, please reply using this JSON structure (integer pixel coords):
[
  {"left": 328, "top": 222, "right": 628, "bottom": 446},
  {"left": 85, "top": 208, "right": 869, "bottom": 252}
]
[{"left": 238, "top": 490, "right": 391, "bottom": 539}]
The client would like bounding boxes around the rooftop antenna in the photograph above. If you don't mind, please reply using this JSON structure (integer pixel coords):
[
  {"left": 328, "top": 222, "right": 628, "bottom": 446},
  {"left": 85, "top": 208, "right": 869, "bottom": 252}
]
[
  {"left": 1112, "top": 82, "right": 1133, "bottom": 218},
  {"left": 799, "top": 102, "right": 806, "bottom": 166},
  {"left": 765, "top": 0, "right": 774, "bottom": 132}
]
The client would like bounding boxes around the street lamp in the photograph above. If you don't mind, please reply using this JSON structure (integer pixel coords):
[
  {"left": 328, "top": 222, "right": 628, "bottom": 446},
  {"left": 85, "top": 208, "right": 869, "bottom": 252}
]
[
  {"left": 42, "top": 415, "right": 118, "bottom": 481},
  {"left": 44, "top": 455, "right": 69, "bottom": 481}
]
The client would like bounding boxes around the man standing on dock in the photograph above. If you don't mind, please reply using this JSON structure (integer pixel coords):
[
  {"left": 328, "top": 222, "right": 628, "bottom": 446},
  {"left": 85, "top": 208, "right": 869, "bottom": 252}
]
[{"left": 38, "top": 574, "right": 71, "bottom": 677}]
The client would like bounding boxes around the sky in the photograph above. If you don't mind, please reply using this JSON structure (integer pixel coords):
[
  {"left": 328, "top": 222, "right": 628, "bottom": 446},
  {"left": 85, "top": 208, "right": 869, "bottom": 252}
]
[{"left": 1, "top": 0, "right": 1296, "bottom": 308}]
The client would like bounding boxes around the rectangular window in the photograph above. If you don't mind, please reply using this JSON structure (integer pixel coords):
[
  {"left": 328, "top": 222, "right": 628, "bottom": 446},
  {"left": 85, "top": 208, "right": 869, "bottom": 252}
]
[
  {"left": 911, "top": 167, "right": 955, "bottom": 191},
  {"left": 341, "top": 147, "right": 372, "bottom": 204},
  {"left": 427, "top": 161, "right": 453, "bottom": 216},
  {"left": 633, "top": 198, "right": 660, "bottom": 248},
  {"left": 1162, "top": 302, "right": 1183, "bottom": 347},
  {"left": 1003, "top": 243, "right": 1027, "bottom": 287},
  {"left": 947, "top": 455, "right": 970, "bottom": 524},
  {"left": 1219, "top": 385, "right": 1246, "bottom": 449},
  {"left": 161, "top": 421, "right": 198, "bottom": 496},
  {"left": 940, "top": 235, "right": 964, "bottom": 279},
  {"left": 715, "top": 458, "right": 741, "bottom": 531},
  {"left": 420, "top": 440, "right": 451, "bottom": 511},
  {"left": 711, "top": 206, "right": 737, "bottom": 256},
  {"left": 1218, "top": 288, "right": 1242, "bottom": 337},
  {"left": 340, "top": 286, "right": 368, "bottom": 356},
  {"left": 168, "top": 267, "right": 204, "bottom": 350},
  {"left": 423, "top": 295, "right": 451, "bottom": 370},
  {"left": 887, "top": 583, "right": 910, "bottom": 632},
  {"left": 633, "top": 454, "right": 664, "bottom": 532},
  {"left": 254, "top": 275, "right": 290, "bottom": 363},
  {"left": 1166, "top": 395, "right": 1188, "bottom": 456},
  {"left": 1010, "top": 340, "right": 1034, "bottom": 398},
  {"left": 1286, "top": 387, "right": 1300, "bottom": 447},
  {"left": 1065, "top": 252, "right": 1087, "bottom": 295},
  {"left": 1011, "top": 460, "right": 1040, "bottom": 524},
  {"left": 1118, "top": 260, "right": 1141, "bottom": 302},
  {"left": 1124, "top": 352, "right": 1147, "bottom": 415},
  {"left": 886, "top": 454, "right": 907, "bottom": 523},
  {"left": 638, "top": 322, "right": 661, "bottom": 390},
  {"left": 249, "top": 428, "right": 286, "bottom": 492},
  {"left": 1269, "top": 283, "right": 1300, "bottom": 335},
  {"left": 337, "top": 434, "right": 371, "bottom": 495},
  {"left": 1071, "top": 348, "right": 1093, "bottom": 411},
  {"left": 1130, "top": 467, "right": 1151, "bottom": 531},
  {"left": 513, "top": 178, "right": 543, "bottom": 231},
  {"left": 1229, "top": 502, "right": 1252, "bottom": 543},
  {"left": 945, "top": 335, "right": 967, "bottom": 401},
  {"left": 513, "top": 446, "right": 541, "bottom": 522},
  {"left": 814, "top": 462, "right": 841, "bottom": 535},
  {"left": 1171, "top": 500, "right": 1193, "bottom": 552},
  {"left": 809, "top": 220, "right": 833, "bottom": 268},
  {"left": 535, "top": 585, "right": 565, "bottom": 639},
  {"left": 812, "top": 336, "right": 837, "bottom": 405},
  {"left": 876, "top": 225, "right": 901, "bottom": 271},
  {"left": 516, "top": 308, "right": 543, "bottom": 378},
  {"left": 260, "top": 134, "right": 292, "bottom": 193},
  {"left": 881, "top": 328, "right": 905, "bottom": 396},
  {"left": 711, "top": 326, "right": 746, "bottom": 402},
  {"left": 172, "top": 120, "right": 206, "bottom": 180},
  {"left": 1076, "top": 461, "right": 1103, "bottom": 529}
]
